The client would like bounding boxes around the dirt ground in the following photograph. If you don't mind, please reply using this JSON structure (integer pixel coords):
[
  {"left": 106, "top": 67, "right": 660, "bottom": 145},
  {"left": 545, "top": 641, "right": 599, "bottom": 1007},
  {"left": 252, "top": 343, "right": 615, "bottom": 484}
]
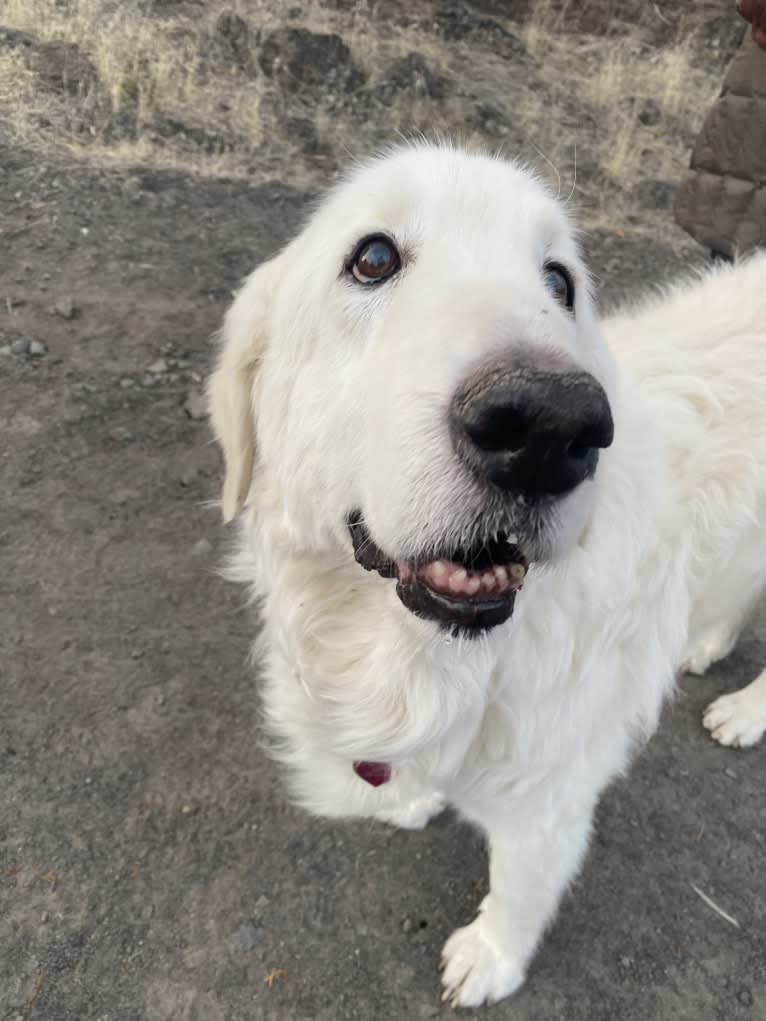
[{"left": 1, "top": 3, "right": 765, "bottom": 1019}]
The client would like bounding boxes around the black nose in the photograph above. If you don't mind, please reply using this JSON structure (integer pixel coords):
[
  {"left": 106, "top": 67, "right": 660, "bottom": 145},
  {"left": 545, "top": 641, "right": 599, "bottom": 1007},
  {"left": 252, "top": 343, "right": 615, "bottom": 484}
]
[{"left": 451, "top": 368, "right": 614, "bottom": 496}]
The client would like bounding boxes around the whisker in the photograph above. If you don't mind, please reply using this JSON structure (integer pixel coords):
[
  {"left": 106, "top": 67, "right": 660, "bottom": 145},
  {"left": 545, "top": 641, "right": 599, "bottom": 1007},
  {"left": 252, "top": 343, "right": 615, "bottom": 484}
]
[{"left": 565, "top": 144, "right": 578, "bottom": 205}]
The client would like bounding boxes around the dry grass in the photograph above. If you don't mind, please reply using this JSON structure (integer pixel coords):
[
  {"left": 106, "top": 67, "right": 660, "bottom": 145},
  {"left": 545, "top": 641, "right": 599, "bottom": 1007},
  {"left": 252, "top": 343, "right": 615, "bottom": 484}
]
[{"left": 0, "top": 0, "right": 736, "bottom": 231}]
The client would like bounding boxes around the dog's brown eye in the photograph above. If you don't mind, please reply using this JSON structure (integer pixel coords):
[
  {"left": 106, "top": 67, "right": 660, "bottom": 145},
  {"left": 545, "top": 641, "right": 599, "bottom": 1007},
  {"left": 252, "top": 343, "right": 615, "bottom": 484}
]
[
  {"left": 543, "top": 262, "right": 575, "bottom": 311},
  {"left": 350, "top": 236, "right": 401, "bottom": 284}
]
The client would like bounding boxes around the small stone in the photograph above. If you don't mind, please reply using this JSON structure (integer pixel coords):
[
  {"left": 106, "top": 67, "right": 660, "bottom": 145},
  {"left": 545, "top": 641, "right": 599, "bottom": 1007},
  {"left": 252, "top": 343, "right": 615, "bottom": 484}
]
[
  {"left": 191, "top": 538, "right": 213, "bottom": 557},
  {"left": 183, "top": 389, "right": 207, "bottom": 420},
  {"left": 738, "top": 988, "right": 753, "bottom": 1007},
  {"left": 181, "top": 803, "right": 197, "bottom": 815},
  {"left": 40, "top": 911, "right": 49, "bottom": 923},
  {"left": 148, "top": 358, "right": 168, "bottom": 374},
  {"left": 177, "top": 465, "right": 199, "bottom": 487},
  {"left": 417, "top": 1005, "right": 439, "bottom": 1019},
  {"left": 54, "top": 296, "right": 79, "bottom": 319},
  {"left": 110, "top": 488, "right": 139, "bottom": 505},
  {"left": 635, "top": 178, "right": 675, "bottom": 211},
  {"left": 28, "top": 339, "right": 47, "bottom": 357},
  {"left": 0, "top": 345, "right": 10, "bottom": 356},
  {"left": 119, "top": 377, "right": 135, "bottom": 388},
  {"left": 236, "top": 920, "right": 262, "bottom": 951},
  {"left": 402, "top": 917, "right": 413, "bottom": 933},
  {"left": 11, "top": 337, "right": 30, "bottom": 355},
  {"left": 724, "top": 767, "right": 737, "bottom": 779},
  {"left": 131, "top": 649, "right": 144, "bottom": 660},
  {"left": 254, "top": 894, "right": 270, "bottom": 913},
  {"left": 638, "top": 98, "right": 662, "bottom": 126}
]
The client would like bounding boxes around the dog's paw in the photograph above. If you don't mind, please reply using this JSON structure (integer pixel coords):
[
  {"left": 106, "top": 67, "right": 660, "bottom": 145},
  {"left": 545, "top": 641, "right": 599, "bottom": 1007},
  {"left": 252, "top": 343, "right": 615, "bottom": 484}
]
[
  {"left": 703, "top": 689, "right": 766, "bottom": 748},
  {"left": 375, "top": 791, "right": 446, "bottom": 831},
  {"left": 440, "top": 917, "right": 526, "bottom": 1008},
  {"left": 682, "top": 628, "right": 738, "bottom": 676}
]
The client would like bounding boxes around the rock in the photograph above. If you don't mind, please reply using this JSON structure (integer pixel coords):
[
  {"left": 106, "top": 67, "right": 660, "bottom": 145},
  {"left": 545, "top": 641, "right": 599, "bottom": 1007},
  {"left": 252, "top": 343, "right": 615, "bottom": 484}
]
[
  {"left": 109, "top": 427, "right": 133, "bottom": 443},
  {"left": 473, "top": 101, "right": 510, "bottom": 137},
  {"left": 147, "top": 358, "right": 169, "bottom": 374},
  {"left": 638, "top": 98, "right": 662, "bottom": 127},
  {"left": 109, "top": 488, "right": 140, "bottom": 505},
  {"left": 635, "top": 179, "right": 675, "bottom": 211},
  {"left": 213, "top": 11, "right": 254, "bottom": 72},
  {"left": 120, "top": 377, "right": 135, "bottom": 388},
  {"left": 191, "top": 538, "right": 213, "bottom": 558},
  {"left": 106, "top": 109, "right": 138, "bottom": 143},
  {"left": 183, "top": 389, "right": 207, "bottom": 420},
  {"left": 22, "top": 38, "right": 99, "bottom": 96},
  {"left": 286, "top": 116, "right": 322, "bottom": 155},
  {"left": 236, "top": 921, "right": 263, "bottom": 951},
  {"left": 259, "top": 28, "right": 364, "bottom": 94},
  {"left": 54, "top": 296, "right": 79, "bottom": 320},
  {"left": 435, "top": 2, "right": 527, "bottom": 59},
  {"left": 177, "top": 465, "right": 199, "bottom": 487},
  {"left": 383, "top": 53, "right": 445, "bottom": 100},
  {"left": 11, "top": 337, "right": 30, "bottom": 355},
  {"left": 416, "top": 1004, "right": 440, "bottom": 1019},
  {"left": 123, "top": 176, "right": 143, "bottom": 198},
  {"left": 149, "top": 116, "right": 230, "bottom": 155},
  {"left": 0, "top": 26, "right": 36, "bottom": 52},
  {"left": 28, "top": 340, "right": 47, "bottom": 357}
]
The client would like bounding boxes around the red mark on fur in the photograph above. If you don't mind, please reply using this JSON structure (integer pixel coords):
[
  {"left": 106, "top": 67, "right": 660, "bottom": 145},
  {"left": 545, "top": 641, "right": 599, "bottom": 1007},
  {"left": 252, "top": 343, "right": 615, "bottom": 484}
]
[{"left": 353, "top": 760, "right": 391, "bottom": 786}]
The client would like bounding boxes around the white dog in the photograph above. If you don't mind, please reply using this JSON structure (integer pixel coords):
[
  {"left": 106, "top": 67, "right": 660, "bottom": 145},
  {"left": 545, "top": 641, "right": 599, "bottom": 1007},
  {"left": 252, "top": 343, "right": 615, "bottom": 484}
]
[{"left": 208, "top": 143, "right": 766, "bottom": 1008}]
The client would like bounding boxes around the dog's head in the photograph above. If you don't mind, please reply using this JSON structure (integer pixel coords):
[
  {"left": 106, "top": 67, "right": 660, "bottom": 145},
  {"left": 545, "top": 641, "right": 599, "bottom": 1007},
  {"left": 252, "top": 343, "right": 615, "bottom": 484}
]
[{"left": 209, "top": 144, "right": 616, "bottom": 633}]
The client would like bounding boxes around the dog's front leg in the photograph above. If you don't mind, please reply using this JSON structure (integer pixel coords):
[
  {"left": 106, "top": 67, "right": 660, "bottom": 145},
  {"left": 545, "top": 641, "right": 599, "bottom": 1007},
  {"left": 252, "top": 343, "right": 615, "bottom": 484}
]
[{"left": 440, "top": 798, "right": 594, "bottom": 1008}]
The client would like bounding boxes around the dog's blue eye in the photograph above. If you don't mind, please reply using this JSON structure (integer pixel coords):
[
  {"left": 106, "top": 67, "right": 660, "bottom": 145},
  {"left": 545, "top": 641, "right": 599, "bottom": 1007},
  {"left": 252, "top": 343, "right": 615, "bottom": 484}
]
[
  {"left": 350, "top": 235, "right": 401, "bottom": 284},
  {"left": 543, "top": 262, "right": 575, "bottom": 311}
]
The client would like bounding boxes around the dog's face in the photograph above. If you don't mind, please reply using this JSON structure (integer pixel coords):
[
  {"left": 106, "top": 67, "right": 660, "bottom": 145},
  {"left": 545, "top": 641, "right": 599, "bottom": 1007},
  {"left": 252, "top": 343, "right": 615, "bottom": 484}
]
[{"left": 209, "top": 144, "right": 616, "bottom": 632}]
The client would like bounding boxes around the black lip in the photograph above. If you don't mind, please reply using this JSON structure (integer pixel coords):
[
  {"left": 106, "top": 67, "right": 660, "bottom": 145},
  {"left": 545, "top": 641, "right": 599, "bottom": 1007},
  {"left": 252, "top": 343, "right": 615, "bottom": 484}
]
[
  {"left": 396, "top": 577, "right": 516, "bottom": 633},
  {"left": 347, "top": 511, "right": 521, "bottom": 634},
  {"left": 348, "top": 511, "right": 397, "bottom": 577}
]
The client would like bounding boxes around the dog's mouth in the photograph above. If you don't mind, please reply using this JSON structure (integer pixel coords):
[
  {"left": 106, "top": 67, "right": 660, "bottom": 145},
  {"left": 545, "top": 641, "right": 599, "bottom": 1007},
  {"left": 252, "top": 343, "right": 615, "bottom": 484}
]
[{"left": 347, "top": 511, "right": 527, "bottom": 633}]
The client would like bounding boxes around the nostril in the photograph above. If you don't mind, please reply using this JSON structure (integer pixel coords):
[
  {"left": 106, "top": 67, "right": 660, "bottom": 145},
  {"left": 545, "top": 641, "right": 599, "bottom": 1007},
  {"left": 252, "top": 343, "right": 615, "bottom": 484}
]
[
  {"left": 566, "top": 439, "right": 591, "bottom": 461},
  {"left": 463, "top": 405, "right": 528, "bottom": 454}
]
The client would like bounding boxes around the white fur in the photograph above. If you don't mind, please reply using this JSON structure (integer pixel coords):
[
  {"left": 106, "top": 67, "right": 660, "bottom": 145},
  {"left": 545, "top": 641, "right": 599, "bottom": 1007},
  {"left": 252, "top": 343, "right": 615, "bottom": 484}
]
[{"left": 208, "top": 143, "right": 766, "bottom": 1007}]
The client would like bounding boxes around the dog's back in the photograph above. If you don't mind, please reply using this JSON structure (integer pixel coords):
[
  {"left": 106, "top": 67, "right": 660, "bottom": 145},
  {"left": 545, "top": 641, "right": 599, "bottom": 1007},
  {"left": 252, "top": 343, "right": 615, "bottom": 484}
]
[{"left": 605, "top": 251, "right": 766, "bottom": 745}]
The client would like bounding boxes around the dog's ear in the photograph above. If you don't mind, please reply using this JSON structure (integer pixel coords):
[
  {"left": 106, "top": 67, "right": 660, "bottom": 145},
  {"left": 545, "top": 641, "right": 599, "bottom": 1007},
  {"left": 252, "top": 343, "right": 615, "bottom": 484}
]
[{"left": 208, "top": 255, "right": 282, "bottom": 522}]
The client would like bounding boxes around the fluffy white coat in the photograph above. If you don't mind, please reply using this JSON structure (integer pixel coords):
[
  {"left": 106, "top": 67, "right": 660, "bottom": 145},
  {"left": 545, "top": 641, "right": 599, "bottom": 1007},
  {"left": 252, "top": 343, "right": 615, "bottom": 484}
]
[{"left": 208, "top": 144, "right": 766, "bottom": 1007}]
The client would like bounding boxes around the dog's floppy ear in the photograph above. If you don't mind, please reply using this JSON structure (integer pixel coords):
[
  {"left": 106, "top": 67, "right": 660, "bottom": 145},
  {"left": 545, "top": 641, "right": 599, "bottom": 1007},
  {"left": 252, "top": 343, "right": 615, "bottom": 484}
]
[{"left": 208, "top": 255, "right": 282, "bottom": 522}]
